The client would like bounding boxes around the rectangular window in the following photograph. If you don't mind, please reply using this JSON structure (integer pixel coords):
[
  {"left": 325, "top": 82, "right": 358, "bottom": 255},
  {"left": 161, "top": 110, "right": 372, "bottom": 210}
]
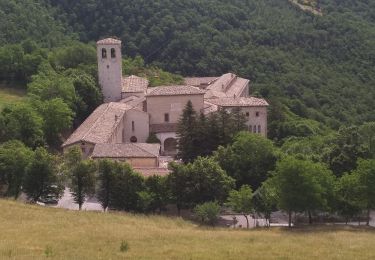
[
  {"left": 256, "top": 111, "right": 260, "bottom": 117},
  {"left": 246, "top": 112, "right": 250, "bottom": 117},
  {"left": 132, "top": 121, "right": 135, "bottom": 132},
  {"left": 253, "top": 125, "right": 257, "bottom": 133},
  {"left": 164, "top": 113, "right": 169, "bottom": 122},
  {"left": 258, "top": 125, "right": 261, "bottom": 133}
]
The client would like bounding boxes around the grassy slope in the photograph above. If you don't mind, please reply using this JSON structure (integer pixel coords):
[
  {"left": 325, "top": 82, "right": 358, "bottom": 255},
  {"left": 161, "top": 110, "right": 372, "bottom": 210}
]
[
  {"left": 0, "top": 86, "right": 25, "bottom": 110},
  {"left": 0, "top": 200, "right": 374, "bottom": 259}
]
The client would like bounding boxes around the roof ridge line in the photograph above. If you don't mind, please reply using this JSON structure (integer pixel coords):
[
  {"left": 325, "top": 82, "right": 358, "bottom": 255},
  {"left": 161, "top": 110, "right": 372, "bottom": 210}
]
[
  {"left": 133, "top": 143, "right": 157, "bottom": 157},
  {"left": 81, "top": 103, "right": 111, "bottom": 142}
]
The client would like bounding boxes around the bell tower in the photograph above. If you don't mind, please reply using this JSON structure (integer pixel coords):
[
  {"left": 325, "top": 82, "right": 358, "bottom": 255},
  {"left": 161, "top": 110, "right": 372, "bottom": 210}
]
[{"left": 97, "top": 38, "right": 123, "bottom": 102}]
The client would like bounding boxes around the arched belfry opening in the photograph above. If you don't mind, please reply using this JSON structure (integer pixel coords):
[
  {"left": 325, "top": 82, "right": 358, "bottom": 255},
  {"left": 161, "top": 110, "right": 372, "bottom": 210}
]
[
  {"left": 102, "top": 48, "right": 107, "bottom": 59},
  {"left": 111, "top": 48, "right": 116, "bottom": 58}
]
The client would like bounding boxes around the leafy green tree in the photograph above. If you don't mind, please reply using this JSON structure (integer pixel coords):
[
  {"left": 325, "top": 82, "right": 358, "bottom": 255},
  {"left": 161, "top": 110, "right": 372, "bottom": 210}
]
[
  {"left": 97, "top": 159, "right": 116, "bottom": 211},
  {"left": 226, "top": 185, "right": 253, "bottom": 229},
  {"left": 110, "top": 162, "right": 144, "bottom": 212},
  {"left": 168, "top": 157, "right": 235, "bottom": 213},
  {"left": 1, "top": 103, "right": 44, "bottom": 148},
  {"left": 0, "top": 140, "right": 33, "bottom": 198},
  {"left": 334, "top": 173, "right": 363, "bottom": 224},
  {"left": 23, "top": 147, "right": 63, "bottom": 203},
  {"left": 28, "top": 66, "right": 77, "bottom": 108},
  {"left": 214, "top": 132, "right": 277, "bottom": 190},
  {"left": 49, "top": 43, "right": 96, "bottom": 70},
  {"left": 143, "top": 175, "right": 170, "bottom": 213},
  {"left": 327, "top": 126, "right": 366, "bottom": 176},
  {"left": 66, "top": 70, "right": 102, "bottom": 123},
  {"left": 36, "top": 98, "right": 74, "bottom": 145},
  {"left": 359, "top": 122, "right": 375, "bottom": 158},
  {"left": 64, "top": 147, "right": 96, "bottom": 210},
  {"left": 253, "top": 180, "right": 278, "bottom": 227},
  {"left": 271, "top": 156, "right": 335, "bottom": 227},
  {"left": 194, "top": 201, "right": 221, "bottom": 226},
  {"left": 353, "top": 159, "right": 375, "bottom": 226}
]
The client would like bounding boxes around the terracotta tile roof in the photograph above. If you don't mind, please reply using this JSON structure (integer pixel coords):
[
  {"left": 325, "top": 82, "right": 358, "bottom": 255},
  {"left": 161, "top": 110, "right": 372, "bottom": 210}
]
[
  {"left": 205, "top": 97, "right": 269, "bottom": 107},
  {"left": 146, "top": 85, "right": 205, "bottom": 97},
  {"left": 225, "top": 77, "right": 249, "bottom": 97},
  {"left": 184, "top": 77, "right": 218, "bottom": 86},
  {"left": 204, "top": 73, "right": 250, "bottom": 98},
  {"left": 133, "top": 167, "right": 171, "bottom": 177},
  {"left": 207, "top": 73, "right": 236, "bottom": 93},
  {"left": 122, "top": 75, "right": 149, "bottom": 93},
  {"left": 62, "top": 102, "right": 132, "bottom": 147},
  {"left": 120, "top": 95, "right": 146, "bottom": 110},
  {"left": 91, "top": 143, "right": 160, "bottom": 159},
  {"left": 203, "top": 101, "right": 219, "bottom": 114},
  {"left": 150, "top": 123, "right": 178, "bottom": 133},
  {"left": 96, "top": 38, "right": 122, "bottom": 45}
]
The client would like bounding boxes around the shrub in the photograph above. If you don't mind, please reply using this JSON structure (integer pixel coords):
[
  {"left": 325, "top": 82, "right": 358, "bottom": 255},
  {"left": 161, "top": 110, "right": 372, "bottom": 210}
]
[
  {"left": 120, "top": 241, "right": 129, "bottom": 252},
  {"left": 194, "top": 201, "right": 221, "bottom": 226}
]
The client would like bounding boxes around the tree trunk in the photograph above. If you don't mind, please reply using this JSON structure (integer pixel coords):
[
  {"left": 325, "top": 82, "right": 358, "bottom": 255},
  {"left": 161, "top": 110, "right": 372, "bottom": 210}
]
[
  {"left": 366, "top": 208, "right": 370, "bottom": 226},
  {"left": 79, "top": 203, "right": 82, "bottom": 211},
  {"left": 308, "top": 210, "right": 312, "bottom": 225},
  {"left": 288, "top": 211, "right": 292, "bottom": 228},
  {"left": 244, "top": 215, "right": 249, "bottom": 229},
  {"left": 177, "top": 204, "right": 181, "bottom": 216}
]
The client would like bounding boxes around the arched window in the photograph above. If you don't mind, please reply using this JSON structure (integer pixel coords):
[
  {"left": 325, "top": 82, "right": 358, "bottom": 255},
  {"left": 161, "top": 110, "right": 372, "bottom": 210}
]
[
  {"left": 258, "top": 125, "right": 261, "bottom": 133},
  {"left": 102, "top": 48, "right": 107, "bottom": 59},
  {"left": 111, "top": 48, "right": 116, "bottom": 58},
  {"left": 253, "top": 125, "right": 257, "bottom": 133}
]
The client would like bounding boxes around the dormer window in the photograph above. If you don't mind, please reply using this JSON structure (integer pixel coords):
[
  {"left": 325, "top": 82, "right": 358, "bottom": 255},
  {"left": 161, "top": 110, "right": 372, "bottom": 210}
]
[
  {"left": 102, "top": 48, "right": 107, "bottom": 59},
  {"left": 111, "top": 48, "right": 116, "bottom": 58}
]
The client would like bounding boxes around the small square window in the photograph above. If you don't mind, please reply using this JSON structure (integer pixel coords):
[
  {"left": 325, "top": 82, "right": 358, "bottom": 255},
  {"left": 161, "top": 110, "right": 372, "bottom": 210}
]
[
  {"left": 255, "top": 111, "right": 260, "bottom": 117},
  {"left": 164, "top": 113, "right": 170, "bottom": 122},
  {"left": 246, "top": 112, "right": 250, "bottom": 117}
]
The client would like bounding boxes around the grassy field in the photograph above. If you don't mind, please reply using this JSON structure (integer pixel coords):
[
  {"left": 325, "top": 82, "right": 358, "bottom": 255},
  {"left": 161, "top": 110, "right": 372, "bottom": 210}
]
[
  {"left": 0, "top": 200, "right": 374, "bottom": 259},
  {"left": 0, "top": 86, "right": 25, "bottom": 110}
]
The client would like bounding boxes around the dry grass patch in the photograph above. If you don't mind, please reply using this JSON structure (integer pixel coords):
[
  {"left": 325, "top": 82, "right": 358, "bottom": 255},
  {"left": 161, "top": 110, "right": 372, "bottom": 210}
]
[{"left": 0, "top": 200, "right": 374, "bottom": 259}]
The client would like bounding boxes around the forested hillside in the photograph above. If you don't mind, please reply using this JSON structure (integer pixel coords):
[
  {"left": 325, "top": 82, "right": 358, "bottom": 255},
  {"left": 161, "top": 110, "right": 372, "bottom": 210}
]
[
  {"left": 42, "top": 0, "right": 375, "bottom": 130},
  {"left": 0, "top": 0, "right": 73, "bottom": 47},
  {"left": 1, "top": 0, "right": 374, "bottom": 143}
]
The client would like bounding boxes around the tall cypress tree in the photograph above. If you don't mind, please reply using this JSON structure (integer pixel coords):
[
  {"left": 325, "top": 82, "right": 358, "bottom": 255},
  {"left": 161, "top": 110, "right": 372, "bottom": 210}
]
[{"left": 176, "top": 100, "right": 198, "bottom": 163}]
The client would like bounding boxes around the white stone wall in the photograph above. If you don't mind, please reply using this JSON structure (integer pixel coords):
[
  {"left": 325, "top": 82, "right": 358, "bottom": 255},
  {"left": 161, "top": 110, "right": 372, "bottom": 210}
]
[
  {"left": 123, "top": 109, "right": 149, "bottom": 143},
  {"left": 228, "top": 106, "right": 268, "bottom": 137},
  {"left": 97, "top": 43, "right": 123, "bottom": 102},
  {"left": 147, "top": 95, "right": 204, "bottom": 125}
]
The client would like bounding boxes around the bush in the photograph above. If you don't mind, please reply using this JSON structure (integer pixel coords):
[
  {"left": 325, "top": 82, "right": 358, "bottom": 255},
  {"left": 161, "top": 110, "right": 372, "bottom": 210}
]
[
  {"left": 194, "top": 201, "right": 221, "bottom": 226},
  {"left": 120, "top": 241, "right": 129, "bottom": 252}
]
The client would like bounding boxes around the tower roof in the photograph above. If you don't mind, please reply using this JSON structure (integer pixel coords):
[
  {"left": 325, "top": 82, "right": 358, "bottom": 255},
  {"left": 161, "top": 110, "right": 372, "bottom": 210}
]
[{"left": 97, "top": 38, "right": 122, "bottom": 45}]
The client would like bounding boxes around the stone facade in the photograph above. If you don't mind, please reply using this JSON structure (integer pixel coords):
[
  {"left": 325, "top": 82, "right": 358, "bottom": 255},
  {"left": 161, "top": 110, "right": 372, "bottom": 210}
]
[
  {"left": 62, "top": 38, "right": 269, "bottom": 176},
  {"left": 97, "top": 38, "right": 123, "bottom": 102}
]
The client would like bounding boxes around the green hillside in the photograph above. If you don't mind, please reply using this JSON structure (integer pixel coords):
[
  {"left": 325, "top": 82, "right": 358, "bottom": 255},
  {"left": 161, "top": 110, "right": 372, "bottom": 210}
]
[
  {"left": 41, "top": 0, "right": 375, "bottom": 129},
  {"left": 1, "top": 200, "right": 375, "bottom": 259}
]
